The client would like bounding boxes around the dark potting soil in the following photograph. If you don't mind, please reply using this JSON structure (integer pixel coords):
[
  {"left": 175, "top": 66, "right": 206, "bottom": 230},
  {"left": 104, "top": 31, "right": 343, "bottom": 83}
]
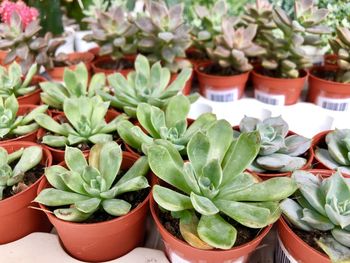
[
  {"left": 312, "top": 69, "right": 339, "bottom": 82},
  {"left": 54, "top": 58, "right": 87, "bottom": 67},
  {"left": 158, "top": 210, "right": 261, "bottom": 247},
  {"left": 291, "top": 226, "right": 328, "bottom": 254},
  {"left": 186, "top": 50, "right": 208, "bottom": 60},
  {"left": 2, "top": 164, "right": 44, "bottom": 200},
  {"left": 96, "top": 58, "right": 133, "bottom": 70},
  {"left": 200, "top": 64, "right": 241, "bottom": 76}
]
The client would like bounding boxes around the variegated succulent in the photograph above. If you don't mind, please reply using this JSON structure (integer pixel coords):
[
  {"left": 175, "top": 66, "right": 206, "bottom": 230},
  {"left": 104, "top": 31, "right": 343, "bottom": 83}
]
[
  {"left": 149, "top": 124, "right": 297, "bottom": 249},
  {"left": 35, "top": 142, "right": 150, "bottom": 222},
  {"left": 135, "top": 1, "right": 192, "bottom": 73},
  {"left": 83, "top": 5, "right": 138, "bottom": 59},
  {"left": 40, "top": 62, "right": 106, "bottom": 110},
  {"left": 0, "top": 145, "right": 43, "bottom": 200},
  {"left": 281, "top": 170, "right": 350, "bottom": 262},
  {"left": 117, "top": 95, "right": 217, "bottom": 154},
  {"left": 0, "top": 95, "right": 47, "bottom": 140},
  {"left": 315, "top": 129, "right": 350, "bottom": 175},
  {"left": 240, "top": 116, "right": 311, "bottom": 173},
  {"left": 0, "top": 12, "right": 65, "bottom": 73},
  {"left": 258, "top": 0, "right": 330, "bottom": 78},
  {"left": 34, "top": 96, "right": 126, "bottom": 148},
  {"left": 98, "top": 54, "right": 196, "bottom": 118},
  {"left": 329, "top": 27, "right": 350, "bottom": 83},
  {"left": 0, "top": 62, "right": 38, "bottom": 98}
]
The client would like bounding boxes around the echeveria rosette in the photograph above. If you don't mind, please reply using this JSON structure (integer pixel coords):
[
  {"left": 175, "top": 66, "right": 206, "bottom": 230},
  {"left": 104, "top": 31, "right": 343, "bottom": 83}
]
[
  {"left": 117, "top": 94, "right": 217, "bottom": 155},
  {"left": 0, "top": 146, "right": 42, "bottom": 200},
  {"left": 149, "top": 121, "right": 297, "bottom": 249},
  {"left": 240, "top": 116, "right": 311, "bottom": 173},
  {"left": 40, "top": 62, "right": 106, "bottom": 110},
  {"left": 98, "top": 54, "right": 197, "bottom": 118},
  {"left": 35, "top": 142, "right": 150, "bottom": 222},
  {"left": 281, "top": 170, "right": 350, "bottom": 262},
  {"left": 0, "top": 62, "right": 38, "bottom": 98},
  {"left": 0, "top": 95, "right": 48, "bottom": 140},
  {"left": 34, "top": 96, "right": 127, "bottom": 148},
  {"left": 315, "top": 129, "right": 350, "bottom": 175}
]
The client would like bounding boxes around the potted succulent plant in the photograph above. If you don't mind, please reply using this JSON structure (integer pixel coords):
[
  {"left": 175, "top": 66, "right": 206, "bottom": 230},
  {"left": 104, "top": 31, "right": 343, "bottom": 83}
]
[
  {"left": 251, "top": 0, "right": 330, "bottom": 105},
  {"left": 0, "top": 142, "right": 52, "bottom": 244},
  {"left": 0, "top": 9, "right": 93, "bottom": 80},
  {"left": 35, "top": 142, "right": 151, "bottom": 262},
  {"left": 308, "top": 27, "right": 350, "bottom": 111},
  {"left": 195, "top": 18, "right": 265, "bottom": 102},
  {"left": 84, "top": 4, "right": 138, "bottom": 76},
  {"left": 148, "top": 121, "right": 297, "bottom": 262},
  {"left": 239, "top": 116, "right": 312, "bottom": 179},
  {"left": 39, "top": 62, "right": 106, "bottom": 115},
  {"left": 135, "top": 1, "right": 193, "bottom": 94},
  {"left": 98, "top": 54, "right": 196, "bottom": 118},
  {"left": 0, "top": 95, "right": 48, "bottom": 144},
  {"left": 117, "top": 95, "right": 218, "bottom": 156},
  {"left": 313, "top": 129, "right": 350, "bottom": 175},
  {"left": 35, "top": 96, "right": 126, "bottom": 162},
  {"left": 279, "top": 170, "right": 350, "bottom": 262},
  {"left": 0, "top": 62, "right": 45, "bottom": 105}
]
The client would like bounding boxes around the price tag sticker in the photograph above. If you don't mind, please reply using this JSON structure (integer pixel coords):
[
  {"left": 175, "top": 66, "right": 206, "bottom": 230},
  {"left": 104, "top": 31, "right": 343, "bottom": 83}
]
[
  {"left": 205, "top": 88, "right": 239, "bottom": 102},
  {"left": 317, "top": 96, "right": 350, "bottom": 111},
  {"left": 255, "top": 90, "right": 285, "bottom": 106}
]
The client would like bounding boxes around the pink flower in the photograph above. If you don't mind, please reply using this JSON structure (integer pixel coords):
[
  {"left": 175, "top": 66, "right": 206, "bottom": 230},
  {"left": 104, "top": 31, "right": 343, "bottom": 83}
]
[{"left": 0, "top": 0, "right": 39, "bottom": 29}]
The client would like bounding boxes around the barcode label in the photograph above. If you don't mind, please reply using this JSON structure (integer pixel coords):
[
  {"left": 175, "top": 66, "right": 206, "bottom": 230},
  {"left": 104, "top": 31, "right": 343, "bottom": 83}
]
[
  {"left": 255, "top": 90, "right": 285, "bottom": 105},
  {"left": 317, "top": 97, "right": 350, "bottom": 111},
  {"left": 205, "top": 88, "right": 239, "bottom": 102},
  {"left": 275, "top": 236, "right": 298, "bottom": 263}
]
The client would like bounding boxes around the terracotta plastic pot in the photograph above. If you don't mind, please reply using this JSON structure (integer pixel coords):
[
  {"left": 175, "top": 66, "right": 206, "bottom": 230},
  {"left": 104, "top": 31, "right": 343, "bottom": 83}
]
[
  {"left": 37, "top": 110, "right": 121, "bottom": 163},
  {"left": 46, "top": 52, "right": 94, "bottom": 81},
  {"left": 0, "top": 50, "right": 8, "bottom": 65},
  {"left": 252, "top": 68, "right": 308, "bottom": 105},
  {"left": 185, "top": 47, "right": 210, "bottom": 67},
  {"left": 17, "top": 75, "right": 46, "bottom": 105},
  {"left": 170, "top": 70, "right": 194, "bottom": 96},
  {"left": 0, "top": 142, "right": 52, "bottom": 244},
  {"left": 91, "top": 56, "right": 135, "bottom": 76},
  {"left": 324, "top": 54, "right": 337, "bottom": 66},
  {"left": 37, "top": 153, "right": 151, "bottom": 262},
  {"left": 307, "top": 66, "right": 350, "bottom": 110},
  {"left": 0, "top": 105, "right": 46, "bottom": 145},
  {"left": 195, "top": 62, "right": 250, "bottom": 102},
  {"left": 150, "top": 194, "right": 272, "bottom": 263}
]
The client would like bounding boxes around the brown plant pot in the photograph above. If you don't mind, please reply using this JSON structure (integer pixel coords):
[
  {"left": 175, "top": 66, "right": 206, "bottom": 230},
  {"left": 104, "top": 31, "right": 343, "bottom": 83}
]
[
  {"left": 46, "top": 52, "right": 94, "bottom": 81},
  {"left": 37, "top": 152, "right": 151, "bottom": 262},
  {"left": 0, "top": 50, "right": 8, "bottom": 65},
  {"left": 0, "top": 105, "right": 48, "bottom": 145},
  {"left": 91, "top": 56, "right": 135, "bottom": 76},
  {"left": 195, "top": 62, "right": 250, "bottom": 102},
  {"left": 307, "top": 66, "right": 350, "bottom": 110},
  {"left": 37, "top": 110, "right": 125, "bottom": 163},
  {"left": 150, "top": 193, "right": 272, "bottom": 263},
  {"left": 17, "top": 75, "right": 46, "bottom": 105},
  {"left": 0, "top": 142, "right": 52, "bottom": 244},
  {"left": 252, "top": 68, "right": 308, "bottom": 105}
]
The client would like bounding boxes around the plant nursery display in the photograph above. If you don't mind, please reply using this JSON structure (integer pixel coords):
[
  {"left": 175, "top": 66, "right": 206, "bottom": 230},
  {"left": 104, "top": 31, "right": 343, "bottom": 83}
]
[
  {"left": 314, "top": 129, "right": 350, "bottom": 175},
  {"left": 0, "top": 95, "right": 47, "bottom": 143},
  {"left": 239, "top": 116, "right": 312, "bottom": 177},
  {"left": 280, "top": 170, "right": 350, "bottom": 262},
  {"left": 148, "top": 120, "right": 297, "bottom": 262},
  {"left": 35, "top": 141, "right": 151, "bottom": 261}
]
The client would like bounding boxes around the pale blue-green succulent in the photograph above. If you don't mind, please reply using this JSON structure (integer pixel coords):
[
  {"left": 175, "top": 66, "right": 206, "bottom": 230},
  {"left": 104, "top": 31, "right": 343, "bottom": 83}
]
[
  {"left": 0, "top": 146, "right": 43, "bottom": 200},
  {"left": 281, "top": 170, "right": 350, "bottom": 262},
  {"left": 149, "top": 121, "right": 297, "bottom": 249},
  {"left": 35, "top": 142, "right": 150, "bottom": 222}
]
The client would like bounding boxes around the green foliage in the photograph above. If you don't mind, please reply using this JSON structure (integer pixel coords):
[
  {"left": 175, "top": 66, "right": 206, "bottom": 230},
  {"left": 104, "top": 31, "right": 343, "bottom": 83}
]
[
  {"left": 35, "top": 142, "right": 150, "bottom": 222},
  {"left": 0, "top": 145, "right": 43, "bottom": 200},
  {"left": 281, "top": 170, "right": 350, "bottom": 262}
]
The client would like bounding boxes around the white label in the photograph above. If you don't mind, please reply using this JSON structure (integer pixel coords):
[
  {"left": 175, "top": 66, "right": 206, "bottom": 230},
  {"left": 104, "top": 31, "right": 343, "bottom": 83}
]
[
  {"left": 255, "top": 90, "right": 285, "bottom": 106},
  {"left": 169, "top": 251, "right": 245, "bottom": 263},
  {"left": 205, "top": 88, "right": 239, "bottom": 102},
  {"left": 317, "top": 96, "right": 350, "bottom": 112}
]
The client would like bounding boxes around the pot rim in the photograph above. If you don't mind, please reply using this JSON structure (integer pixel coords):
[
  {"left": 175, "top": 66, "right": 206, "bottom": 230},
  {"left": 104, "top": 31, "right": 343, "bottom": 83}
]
[
  {"left": 195, "top": 61, "right": 250, "bottom": 80},
  {"left": 37, "top": 152, "right": 151, "bottom": 227},
  {"left": 309, "top": 65, "right": 350, "bottom": 87},
  {"left": 17, "top": 75, "right": 46, "bottom": 101},
  {"left": 251, "top": 67, "right": 308, "bottom": 81},
  {"left": 149, "top": 191, "right": 273, "bottom": 255},
  {"left": 0, "top": 142, "right": 52, "bottom": 205}
]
